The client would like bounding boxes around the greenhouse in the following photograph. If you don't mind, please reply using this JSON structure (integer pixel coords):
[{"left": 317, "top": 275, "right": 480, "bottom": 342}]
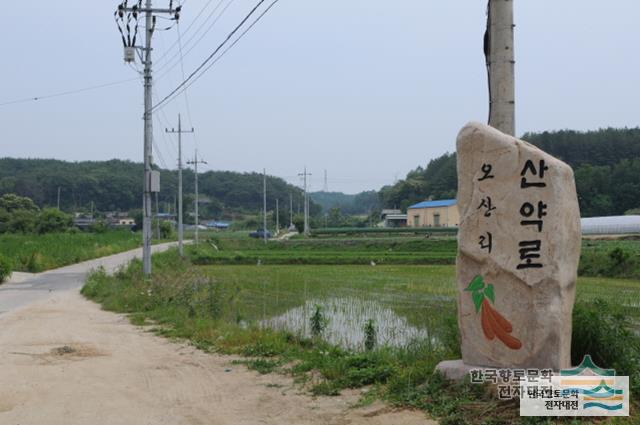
[{"left": 581, "top": 215, "right": 640, "bottom": 235}]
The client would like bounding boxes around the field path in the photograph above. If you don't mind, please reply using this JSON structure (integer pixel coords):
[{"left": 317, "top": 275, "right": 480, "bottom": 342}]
[{"left": 0, "top": 248, "right": 434, "bottom": 424}]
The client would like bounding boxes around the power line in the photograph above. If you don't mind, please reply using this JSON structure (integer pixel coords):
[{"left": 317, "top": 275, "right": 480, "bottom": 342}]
[
  {"left": 154, "top": 0, "right": 219, "bottom": 65},
  {"left": 0, "top": 78, "right": 138, "bottom": 108},
  {"left": 152, "top": 0, "right": 280, "bottom": 112},
  {"left": 155, "top": 0, "right": 235, "bottom": 78},
  {"left": 176, "top": 21, "right": 199, "bottom": 150}
]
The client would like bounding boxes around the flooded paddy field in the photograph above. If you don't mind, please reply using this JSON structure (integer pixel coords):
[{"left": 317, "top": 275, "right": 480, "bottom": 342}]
[{"left": 199, "top": 265, "right": 640, "bottom": 349}]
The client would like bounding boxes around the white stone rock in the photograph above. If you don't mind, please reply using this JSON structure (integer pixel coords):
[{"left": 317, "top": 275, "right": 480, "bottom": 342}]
[{"left": 453, "top": 122, "right": 581, "bottom": 371}]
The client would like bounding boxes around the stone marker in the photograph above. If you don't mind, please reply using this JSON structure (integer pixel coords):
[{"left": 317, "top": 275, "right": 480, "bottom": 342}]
[{"left": 437, "top": 122, "right": 581, "bottom": 378}]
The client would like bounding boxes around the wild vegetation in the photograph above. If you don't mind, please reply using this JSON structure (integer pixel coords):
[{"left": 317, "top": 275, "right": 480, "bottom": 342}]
[
  {"left": 0, "top": 231, "right": 143, "bottom": 272},
  {"left": 83, "top": 244, "right": 640, "bottom": 424},
  {"left": 0, "top": 193, "right": 73, "bottom": 234}
]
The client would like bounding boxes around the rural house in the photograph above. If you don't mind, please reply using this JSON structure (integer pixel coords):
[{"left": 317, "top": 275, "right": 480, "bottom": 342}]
[{"left": 406, "top": 199, "right": 459, "bottom": 228}]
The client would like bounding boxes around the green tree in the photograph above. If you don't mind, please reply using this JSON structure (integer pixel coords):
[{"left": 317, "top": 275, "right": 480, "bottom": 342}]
[
  {"left": 0, "top": 193, "right": 39, "bottom": 213},
  {"left": 37, "top": 208, "right": 72, "bottom": 234}
]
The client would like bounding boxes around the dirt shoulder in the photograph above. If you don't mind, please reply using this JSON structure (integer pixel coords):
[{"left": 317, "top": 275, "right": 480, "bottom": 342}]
[{"left": 0, "top": 290, "right": 434, "bottom": 425}]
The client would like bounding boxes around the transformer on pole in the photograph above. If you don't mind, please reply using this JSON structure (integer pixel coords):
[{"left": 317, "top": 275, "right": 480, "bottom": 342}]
[{"left": 114, "top": 0, "right": 182, "bottom": 276}]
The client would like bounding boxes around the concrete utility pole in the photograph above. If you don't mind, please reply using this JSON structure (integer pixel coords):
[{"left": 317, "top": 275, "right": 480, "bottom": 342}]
[
  {"left": 275, "top": 198, "right": 279, "bottom": 234},
  {"left": 486, "top": 0, "right": 515, "bottom": 136},
  {"left": 323, "top": 169, "right": 328, "bottom": 192},
  {"left": 166, "top": 114, "right": 194, "bottom": 256},
  {"left": 187, "top": 150, "right": 207, "bottom": 245},
  {"left": 57, "top": 187, "right": 61, "bottom": 210},
  {"left": 263, "top": 169, "right": 268, "bottom": 244},
  {"left": 298, "top": 167, "right": 312, "bottom": 236},
  {"left": 289, "top": 193, "right": 293, "bottom": 229},
  {"left": 117, "top": 0, "right": 181, "bottom": 276}
]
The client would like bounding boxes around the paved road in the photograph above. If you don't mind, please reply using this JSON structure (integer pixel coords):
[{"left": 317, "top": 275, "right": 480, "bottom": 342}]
[{"left": 0, "top": 242, "right": 179, "bottom": 316}]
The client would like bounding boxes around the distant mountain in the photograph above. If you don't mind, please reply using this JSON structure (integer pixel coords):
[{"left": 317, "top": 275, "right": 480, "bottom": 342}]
[
  {"left": 310, "top": 191, "right": 380, "bottom": 215},
  {"left": 0, "top": 158, "right": 318, "bottom": 219}
]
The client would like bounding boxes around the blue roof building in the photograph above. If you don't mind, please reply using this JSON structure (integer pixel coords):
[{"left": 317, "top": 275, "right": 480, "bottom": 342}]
[{"left": 407, "top": 199, "right": 458, "bottom": 228}]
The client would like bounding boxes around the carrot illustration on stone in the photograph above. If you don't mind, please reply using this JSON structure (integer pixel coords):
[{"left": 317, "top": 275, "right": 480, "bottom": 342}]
[{"left": 465, "top": 275, "right": 522, "bottom": 350}]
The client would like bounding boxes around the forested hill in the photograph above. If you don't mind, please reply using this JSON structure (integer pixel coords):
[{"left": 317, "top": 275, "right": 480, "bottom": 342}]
[
  {"left": 380, "top": 127, "right": 640, "bottom": 217},
  {"left": 310, "top": 191, "right": 380, "bottom": 214},
  {"left": 0, "top": 158, "right": 315, "bottom": 218}
]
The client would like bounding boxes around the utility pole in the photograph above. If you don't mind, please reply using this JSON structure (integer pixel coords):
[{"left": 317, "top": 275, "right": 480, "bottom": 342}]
[
  {"left": 275, "top": 198, "right": 279, "bottom": 234},
  {"left": 117, "top": 0, "right": 181, "bottom": 276},
  {"left": 166, "top": 114, "right": 194, "bottom": 256},
  {"left": 323, "top": 169, "right": 328, "bottom": 192},
  {"left": 289, "top": 193, "right": 293, "bottom": 229},
  {"left": 57, "top": 187, "right": 61, "bottom": 210},
  {"left": 486, "top": 0, "right": 515, "bottom": 136},
  {"left": 187, "top": 150, "right": 207, "bottom": 245},
  {"left": 298, "top": 167, "right": 311, "bottom": 236},
  {"left": 262, "top": 169, "right": 267, "bottom": 244}
]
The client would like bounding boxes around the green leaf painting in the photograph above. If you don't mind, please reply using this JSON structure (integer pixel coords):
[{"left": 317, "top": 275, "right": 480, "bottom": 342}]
[
  {"left": 483, "top": 284, "right": 495, "bottom": 304},
  {"left": 472, "top": 291, "right": 484, "bottom": 313},
  {"left": 465, "top": 275, "right": 485, "bottom": 292}
]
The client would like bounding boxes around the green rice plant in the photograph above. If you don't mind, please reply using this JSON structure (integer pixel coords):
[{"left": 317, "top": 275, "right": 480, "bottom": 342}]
[
  {"left": 363, "top": 319, "right": 376, "bottom": 351},
  {"left": 310, "top": 305, "right": 327, "bottom": 337}
]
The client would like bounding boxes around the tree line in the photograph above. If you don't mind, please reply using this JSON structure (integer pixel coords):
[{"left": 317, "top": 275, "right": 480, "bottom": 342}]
[
  {"left": 380, "top": 127, "right": 640, "bottom": 217},
  {"left": 0, "top": 158, "right": 319, "bottom": 220}
]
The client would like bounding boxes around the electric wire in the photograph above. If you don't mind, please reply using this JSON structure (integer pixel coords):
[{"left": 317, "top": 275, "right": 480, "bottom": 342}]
[
  {"left": 176, "top": 21, "right": 199, "bottom": 151},
  {"left": 152, "top": 0, "right": 279, "bottom": 112},
  {"left": 155, "top": 0, "right": 234, "bottom": 77},
  {"left": 0, "top": 78, "right": 138, "bottom": 108},
  {"left": 154, "top": 0, "right": 219, "bottom": 65}
]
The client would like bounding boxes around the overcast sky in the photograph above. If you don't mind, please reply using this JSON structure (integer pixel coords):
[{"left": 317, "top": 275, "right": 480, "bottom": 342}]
[{"left": 1, "top": 1, "right": 639, "bottom": 194}]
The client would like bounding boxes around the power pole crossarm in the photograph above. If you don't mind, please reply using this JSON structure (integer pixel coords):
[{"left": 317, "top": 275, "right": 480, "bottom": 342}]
[{"left": 166, "top": 114, "right": 194, "bottom": 256}]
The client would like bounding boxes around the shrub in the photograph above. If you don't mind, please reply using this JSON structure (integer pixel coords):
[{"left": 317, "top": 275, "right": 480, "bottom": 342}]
[
  {"left": 572, "top": 299, "right": 640, "bottom": 394},
  {"left": 0, "top": 255, "right": 12, "bottom": 282},
  {"left": 88, "top": 220, "right": 108, "bottom": 233},
  {"left": 159, "top": 220, "right": 175, "bottom": 239},
  {"left": 37, "top": 208, "right": 72, "bottom": 234}
]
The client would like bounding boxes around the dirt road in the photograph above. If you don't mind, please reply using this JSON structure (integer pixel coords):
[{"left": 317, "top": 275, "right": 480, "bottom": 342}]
[{"left": 0, "top": 259, "right": 434, "bottom": 424}]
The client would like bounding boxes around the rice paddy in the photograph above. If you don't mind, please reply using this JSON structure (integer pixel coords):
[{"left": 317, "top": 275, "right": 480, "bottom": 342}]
[{"left": 81, "top": 235, "right": 640, "bottom": 424}]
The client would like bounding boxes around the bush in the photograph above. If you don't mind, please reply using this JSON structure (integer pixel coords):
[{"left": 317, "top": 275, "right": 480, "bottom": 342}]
[
  {"left": 572, "top": 299, "right": 640, "bottom": 394},
  {"left": 159, "top": 221, "right": 175, "bottom": 239},
  {"left": 88, "top": 220, "right": 108, "bottom": 233},
  {"left": 0, "top": 255, "right": 12, "bottom": 282},
  {"left": 579, "top": 246, "right": 639, "bottom": 279},
  {"left": 37, "top": 208, "right": 72, "bottom": 234}
]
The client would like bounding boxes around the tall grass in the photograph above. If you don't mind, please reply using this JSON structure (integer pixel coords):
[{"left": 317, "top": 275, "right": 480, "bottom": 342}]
[{"left": 0, "top": 231, "right": 143, "bottom": 272}]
